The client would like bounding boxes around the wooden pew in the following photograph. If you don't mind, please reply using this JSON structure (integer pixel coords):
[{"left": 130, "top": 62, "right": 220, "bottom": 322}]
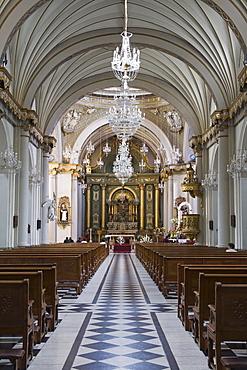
[
  {"left": 178, "top": 265, "right": 247, "bottom": 331},
  {"left": 221, "top": 357, "right": 247, "bottom": 369},
  {"left": 192, "top": 273, "right": 247, "bottom": 352},
  {"left": 207, "top": 283, "right": 247, "bottom": 370},
  {"left": 0, "top": 271, "right": 46, "bottom": 343},
  {"left": 0, "top": 243, "right": 108, "bottom": 291},
  {"left": 0, "top": 264, "right": 58, "bottom": 331},
  {"left": 0, "top": 254, "right": 83, "bottom": 294},
  {"left": 0, "top": 279, "right": 35, "bottom": 370},
  {"left": 136, "top": 243, "right": 247, "bottom": 296}
]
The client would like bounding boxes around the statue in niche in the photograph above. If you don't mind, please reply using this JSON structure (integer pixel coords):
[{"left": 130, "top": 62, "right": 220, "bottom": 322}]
[
  {"left": 117, "top": 194, "right": 129, "bottom": 221},
  {"left": 60, "top": 203, "right": 68, "bottom": 222}
]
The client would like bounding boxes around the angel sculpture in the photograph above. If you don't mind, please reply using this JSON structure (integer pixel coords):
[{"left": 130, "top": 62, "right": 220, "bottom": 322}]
[{"left": 42, "top": 198, "right": 56, "bottom": 221}]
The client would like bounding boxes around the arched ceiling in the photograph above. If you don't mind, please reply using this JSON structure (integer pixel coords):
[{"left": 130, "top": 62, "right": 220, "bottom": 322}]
[{"left": 1, "top": 0, "right": 246, "bottom": 137}]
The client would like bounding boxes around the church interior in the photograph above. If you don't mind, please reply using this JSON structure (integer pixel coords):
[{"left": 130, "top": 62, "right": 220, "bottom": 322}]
[{"left": 0, "top": 0, "right": 247, "bottom": 369}]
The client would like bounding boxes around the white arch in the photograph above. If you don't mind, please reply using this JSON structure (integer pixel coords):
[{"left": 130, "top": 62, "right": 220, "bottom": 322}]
[{"left": 72, "top": 117, "right": 173, "bottom": 165}]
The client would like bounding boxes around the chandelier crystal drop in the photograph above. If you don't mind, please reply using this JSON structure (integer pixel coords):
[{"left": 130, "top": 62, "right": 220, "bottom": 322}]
[
  {"left": 0, "top": 147, "right": 22, "bottom": 172},
  {"left": 111, "top": 0, "right": 140, "bottom": 89}
]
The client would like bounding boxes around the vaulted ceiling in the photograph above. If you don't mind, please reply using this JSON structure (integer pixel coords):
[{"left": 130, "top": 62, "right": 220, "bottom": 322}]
[{"left": 1, "top": 0, "right": 246, "bottom": 137}]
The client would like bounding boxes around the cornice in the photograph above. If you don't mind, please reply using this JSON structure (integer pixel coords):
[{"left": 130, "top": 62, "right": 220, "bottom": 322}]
[{"left": 49, "top": 162, "right": 83, "bottom": 176}]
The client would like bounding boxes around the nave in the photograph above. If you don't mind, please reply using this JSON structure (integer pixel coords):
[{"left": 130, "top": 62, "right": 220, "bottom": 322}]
[{"left": 24, "top": 253, "right": 209, "bottom": 370}]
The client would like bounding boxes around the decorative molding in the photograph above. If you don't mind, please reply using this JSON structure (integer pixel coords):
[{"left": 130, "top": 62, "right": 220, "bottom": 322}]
[
  {"left": 0, "top": 67, "right": 12, "bottom": 89},
  {"left": 201, "top": 0, "right": 246, "bottom": 51},
  {"left": 49, "top": 162, "right": 83, "bottom": 176},
  {"left": 238, "top": 66, "right": 247, "bottom": 90}
]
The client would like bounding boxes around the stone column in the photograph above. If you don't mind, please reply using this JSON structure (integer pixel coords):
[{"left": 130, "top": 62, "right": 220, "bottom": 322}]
[
  {"left": 41, "top": 152, "right": 50, "bottom": 245},
  {"left": 86, "top": 184, "right": 91, "bottom": 229},
  {"left": 167, "top": 172, "right": 173, "bottom": 231},
  {"left": 217, "top": 130, "right": 230, "bottom": 247},
  {"left": 195, "top": 150, "right": 204, "bottom": 244},
  {"left": 154, "top": 184, "right": 160, "bottom": 228},
  {"left": 139, "top": 184, "right": 145, "bottom": 230},
  {"left": 101, "top": 184, "right": 106, "bottom": 229},
  {"left": 18, "top": 132, "right": 30, "bottom": 247},
  {"left": 163, "top": 179, "right": 168, "bottom": 231},
  {"left": 71, "top": 172, "right": 78, "bottom": 241}
]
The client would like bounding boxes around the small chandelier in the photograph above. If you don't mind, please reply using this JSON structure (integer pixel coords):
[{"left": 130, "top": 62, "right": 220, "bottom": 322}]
[
  {"left": 158, "top": 179, "right": 165, "bottom": 193},
  {"left": 227, "top": 149, "right": 247, "bottom": 178},
  {"left": 83, "top": 156, "right": 90, "bottom": 166},
  {"left": 154, "top": 155, "right": 161, "bottom": 167},
  {"left": 86, "top": 141, "right": 95, "bottom": 155},
  {"left": 111, "top": 0, "right": 140, "bottom": 90},
  {"left": 81, "top": 180, "right": 87, "bottom": 194},
  {"left": 139, "top": 158, "right": 146, "bottom": 171},
  {"left": 140, "top": 142, "right": 148, "bottom": 155},
  {"left": 97, "top": 157, "right": 104, "bottom": 169},
  {"left": 0, "top": 147, "right": 22, "bottom": 172},
  {"left": 201, "top": 170, "right": 218, "bottom": 189},
  {"left": 103, "top": 141, "right": 111, "bottom": 156}
]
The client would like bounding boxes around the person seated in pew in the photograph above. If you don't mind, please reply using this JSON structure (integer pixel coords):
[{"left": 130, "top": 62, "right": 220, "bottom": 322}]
[
  {"left": 162, "top": 233, "right": 170, "bottom": 243},
  {"left": 68, "top": 237, "right": 74, "bottom": 243},
  {"left": 226, "top": 242, "right": 237, "bottom": 252},
  {"left": 64, "top": 237, "right": 70, "bottom": 243},
  {"left": 76, "top": 237, "right": 82, "bottom": 242}
]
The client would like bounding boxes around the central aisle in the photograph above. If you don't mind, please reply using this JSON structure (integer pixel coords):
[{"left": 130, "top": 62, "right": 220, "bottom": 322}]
[{"left": 27, "top": 254, "right": 209, "bottom": 370}]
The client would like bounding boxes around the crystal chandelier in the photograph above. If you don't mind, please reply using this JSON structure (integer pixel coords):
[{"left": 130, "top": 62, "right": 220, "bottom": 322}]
[
  {"left": 108, "top": 89, "right": 143, "bottom": 140},
  {"left": 154, "top": 155, "right": 161, "bottom": 167},
  {"left": 86, "top": 141, "right": 95, "bottom": 155},
  {"left": 158, "top": 179, "right": 165, "bottom": 193},
  {"left": 83, "top": 156, "right": 90, "bottom": 166},
  {"left": 81, "top": 180, "right": 87, "bottom": 194},
  {"left": 97, "top": 157, "right": 104, "bottom": 169},
  {"left": 0, "top": 147, "right": 22, "bottom": 172},
  {"left": 103, "top": 141, "right": 111, "bottom": 156},
  {"left": 113, "top": 139, "right": 134, "bottom": 185},
  {"left": 227, "top": 149, "right": 247, "bottom": 178},
  {"left": 201, "top": 170, "right": 218, "bottom": 189},
  {"left": 111, "top": 0, "right": 140, "bottom": 90},
  {"left": 140, "top": 142, "right": 148, "bottom": 155},
  {"left": 139, "top": 158, "right": 146, "bottom": 171}
]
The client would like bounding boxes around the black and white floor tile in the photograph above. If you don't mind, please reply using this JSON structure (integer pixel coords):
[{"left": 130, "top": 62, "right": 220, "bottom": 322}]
[{"left": 1, "top": 253, "right": 223, "bottom": 370}]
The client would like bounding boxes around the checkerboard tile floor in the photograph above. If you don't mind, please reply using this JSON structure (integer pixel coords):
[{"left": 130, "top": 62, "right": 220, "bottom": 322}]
[{"left": 2, "top": 253, "right": 221, "bottom": 370}]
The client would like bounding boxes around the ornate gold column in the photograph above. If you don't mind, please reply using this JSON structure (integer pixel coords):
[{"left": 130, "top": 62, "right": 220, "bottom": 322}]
[
  {"left": 86, "top": 184, "right": 91, "bottom": 229},
  {"left": 140, "top": 184, "right": 145, "bottom": 230},
  {"left": 154, "top": 184, "right": 160, "bottom": 229},
  {"left": 101, "top": 184, "right": 106, "bottom": 229}
]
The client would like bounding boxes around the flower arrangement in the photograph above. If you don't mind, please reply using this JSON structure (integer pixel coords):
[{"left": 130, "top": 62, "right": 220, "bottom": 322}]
[{"left": 139, "top": 234, "right": 153, "bottom": 243}]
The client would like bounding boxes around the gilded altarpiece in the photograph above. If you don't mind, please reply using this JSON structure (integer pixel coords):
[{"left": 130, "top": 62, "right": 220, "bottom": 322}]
[{"left": 86, "top": 173, "right": 160, "bottom": 235}]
